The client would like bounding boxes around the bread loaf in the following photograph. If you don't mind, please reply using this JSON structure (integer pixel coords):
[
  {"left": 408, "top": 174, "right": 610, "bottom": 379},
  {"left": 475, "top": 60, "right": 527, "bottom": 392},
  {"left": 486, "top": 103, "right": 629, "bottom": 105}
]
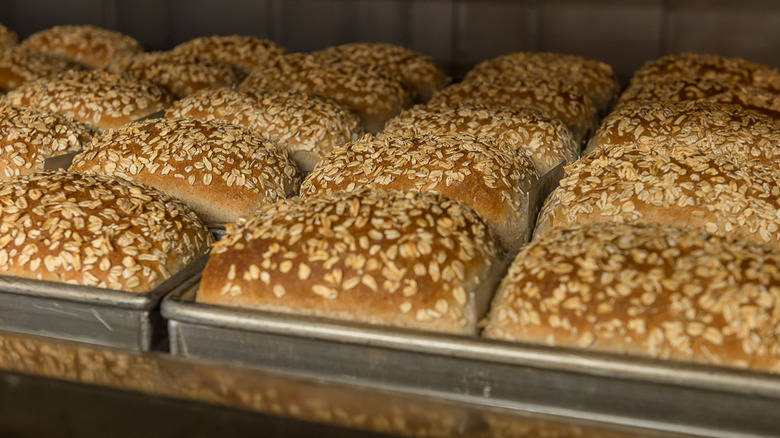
[
  {"left": 19, "top": 25, "right": 142, "bottom": 69},
  {"left": 165, "top": 87, "right": 363, "bottom": 172},
  {"left": 301, "top": 131, "right": 538, "bottom": 252},
  {"left": 171, "top": 35, "right": 287, "bottom": 74},
  {"left": 463, "top": 52, "right": 620, "bottom": 115},
  {"left": 536, "top": 144, "right": 780, "bottom": 248},
  {"left": 316, "top": 42, "right": 448, "bottom": 103},
  {"left": 197, "top": 188, "right": 500, "bottom": 335},
  {"left": 0, "top": 23, "right": 19, "bottom": 49},
  {"left": 0, "top": 170, "right": 212, "bottom": 292},
  {"left": 586, "top": 101, "right": 780, "bottom": 161},
  {"left": 0, "top": 47, "right": 77, "bottom": 92},
  {"left": 382, "top": 103, "right": 578, "bottom": 174},
  {"left": 0, "top": 104, "right": 95, "bottom": 178},
  {"left": 484, "top": 221, "right": 780, "bottom": 373},
  {"left": 240, "top": 53, "right": 411, "bottom": 133},
  {"left": 69, "top": 117, "right": 301, "bottom": 223},
  {"left": 2, "top": 70, "right": 174, "bottom": 131}
]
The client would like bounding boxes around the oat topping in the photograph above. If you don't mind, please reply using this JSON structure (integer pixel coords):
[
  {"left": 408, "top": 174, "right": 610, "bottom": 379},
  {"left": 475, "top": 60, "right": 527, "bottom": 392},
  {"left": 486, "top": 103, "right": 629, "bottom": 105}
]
[
  {"left": 19, "top": 25, "right": 142, "bottom": 68},
  {"left": 485, "top": 221, "right": 780, "bottom": 373},
  {"left": 199, "top": 188, "right": 498, "bottom": 334},
  {"left": 0, "top": 47, "right": 78, "bottom": 92},
  {"left": 172, "top": 35, "right": 288, "bottom": 73},
  {"left": 0, "top": 170, "right": 212, "bottom": 292},
  {"left": 301, "top": 131, "right": 538, "bottom": 252},
  {"left": 383, "top": 103, "right": 578, "bottom": 174},
  {"left": 0, "top": 104, "right": 95, "bottom": 179},
  {"left": 70, "top": 117, "right": 301, "bottom": 223},
  {"left": 1, "top": 69, "right": 174, "bottom": 131}
]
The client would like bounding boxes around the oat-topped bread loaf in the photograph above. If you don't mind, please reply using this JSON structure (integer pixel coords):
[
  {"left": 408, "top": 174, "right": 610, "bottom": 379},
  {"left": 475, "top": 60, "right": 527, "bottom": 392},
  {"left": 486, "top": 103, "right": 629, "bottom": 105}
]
[
  {"left": 108, "top": 51, "right": 239, "bottom": 98},
  {"left": 2, "top": 69, "right": 174, "bottom": 131},
  {"left": 69, "top": 117, "right": 301, "bottom": 223},
  {"left": 171, "top": 35, "right": 287, "bottom": 74},
  {"left": 536, "top": 144, "right": 780, "bottom": 247},
  {"left": 240, "top": 53, "right": 411, "bottom": 133},
  {"left": 631, "top": 53, "right": 780, "bottom": 95},
  {"left": 0, "top": 104, "right": 95, "bottom": 178},
  {"left": 316, "top": 42, "right": 448, "bottom": 103},
  {"left": 0, "top": 170, "right": 212, "bottom": 292},
  {"left": 0, "top": 24, "right": 19, "bottom": 49},
  {"left": 586, "top": 101, "right": 780, "bottom": 160},
  {"left": 302, "top": 131, "right": 538, "bottom": 252},
  {"left": 484, "top": 221, "right": 780, "bottom": 373},
  {"left": 0, "top": 48, "right": 78, "bottom": 92},
  {"left": 463, "top": 52, "right": 620, "bottom": 115},
  {"left": 198, "top": 188, "right": 500, "bottom": 335},
  {"left": 382, "top": 104, "right": 578, "bottom": 174},
  {"left": 615, "top": 77, "right": 780, "bottom": 121},
  {"left": 19, "top": 25, "right": 142, "bottom": 69},
  {"left": 165, "top": 87, "right": 363, "bottom": 172},
  {"left": 428, "top": 76, "right": 598, "bottom": 144}
]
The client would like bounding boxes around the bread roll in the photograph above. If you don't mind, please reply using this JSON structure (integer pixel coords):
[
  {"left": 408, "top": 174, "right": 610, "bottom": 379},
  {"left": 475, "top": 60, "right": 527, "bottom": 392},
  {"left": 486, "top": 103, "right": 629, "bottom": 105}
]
[
  {"left": 301, "top": 131, "right": 538, "bottom": 252},
  {"left": 2, "top": 70, "right": 174, "bottom": 131},
  {"left": 615, "top": 77, "right": 780, "bottom": 121},
  {"left": 0, "top": 23, "right": 19, "bottom": 49},
  {"left": 428, "top": 76, "right": 598, "bottom": 144},
  {"left": 631, "top": 53, "right": 780, "bottom": 95},
  {"left": 0, "top": 104, "right": 95, "bottom": 178},
  {"left": 0, "top": 47, "right": 77, "bottom": 92},
  {"left": 197, "top": 188, "right": 500, "bottom": 335},
  {"left": 165, "top": 87, "right": 363, "bottom": 172},
  {"left": 171, "top": 35, "right": 287, "bottom": 74},
  {"left": 19, "top": 25, "right": 142, "bottom": 69},
  {"left": 316, "top": 42, "right": 448, "bottom": 103},
  {"left": 69, "top": 118, "right": 301, "bottom": 223},
  {"left": 484, "top": 221, "right": 780, "bottom": 373},
  {"left": 240, "top": 53, "right": 411, "bottom": 133},
  {"left": 586, "top": 101, "right": 780, "bottom": 161},
  {"left": 463, "top": 52, "right": 620, "bottom": 115},
  {"left": 0, "top": 170, "right": 212, "bottom": 292},
  {"left": 536, "top": 144, "right": 780, "bottom": 248},
  {"left": 382, "top": 103, "right": 578, "bottom": 174},
  {"left": 108, "top": 51, "right": 239, "bottom": 98}
]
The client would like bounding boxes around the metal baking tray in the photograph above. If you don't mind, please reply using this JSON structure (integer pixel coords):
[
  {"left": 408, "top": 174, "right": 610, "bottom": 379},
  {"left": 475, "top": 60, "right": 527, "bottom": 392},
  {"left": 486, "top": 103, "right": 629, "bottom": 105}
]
[
  {"left": 43, "top": 151, "right": 81, "bottom": 170},
  {"left": 0, "top": 255, "right": 207, "bottom": 351},
  {"left": 163, "top": 280, "right": 780, "bottom": 438}
]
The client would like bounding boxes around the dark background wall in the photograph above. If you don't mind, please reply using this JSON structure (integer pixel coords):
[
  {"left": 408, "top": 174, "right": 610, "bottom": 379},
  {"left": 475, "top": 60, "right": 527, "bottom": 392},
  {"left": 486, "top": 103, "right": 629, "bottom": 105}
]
[{"left": 1, "top": 0, "right": 779, "bottom": 83}]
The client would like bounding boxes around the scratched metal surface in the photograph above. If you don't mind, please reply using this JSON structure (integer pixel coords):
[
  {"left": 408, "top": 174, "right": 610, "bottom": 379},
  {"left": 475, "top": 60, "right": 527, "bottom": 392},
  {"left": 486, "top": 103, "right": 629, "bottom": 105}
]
[{"left": 0, "top": 255, "right": 207, "bottom": 351}]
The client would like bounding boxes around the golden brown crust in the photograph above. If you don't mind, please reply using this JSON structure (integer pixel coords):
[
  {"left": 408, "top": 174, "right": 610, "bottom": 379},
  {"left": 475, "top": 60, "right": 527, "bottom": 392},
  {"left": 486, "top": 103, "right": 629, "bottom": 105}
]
[
  {"left": 1, "top": 70, "right": 174, "bottom": 131},
  {"left": 0, "top": 48, "right": 78, "bottom": 92},
  {"left": 382, "top": 103, "right": 579, "bottom": 174},
  {"left": 69, "top": 118, "right": 301, "bottom": 223},
  {"left": 485, "top": 221, "right": 780, "bottom": 373},
  {"left": 108, "top": 51, "right": 239, "bottom": 98},
  {"left": 197, "top": 188, "right": 499, "bottom": 335},
  {"left": 171, "top": 35, "right": 288, "bottom": 74},
  {"left": 0, "top": 104, "right": 95, "bottom": 179},
  {"left": 316, "top": 42, "right": 449, "bottom": 103},
  {"left": 464, "top": 51, "right": 620, "bottom": 114},
  {"left": 616, "top": 77, "right": 780, "bottom": 121},
  {"left": 19, "top": 25, "right": 142, "bottom": 69},
  {"left": 240, "top": 53, "right": 412, "bottom": 133},
  {"left": 0, "top": 24, "right": 19, "bottom": 49},
  {"left": 0, "top": 170, "right": 212, "bottom": 292},
  {"left": 631, "top": 53, "right": 780, "bottom": 94},
  {"left": 428, "top": 76, "right": 598, "bottom": 143},
  {"left": 165, "top": 87, "right": 364, "bottom": 172},
  {"left": 300, "top": 131, "right": 538, "bottom": 252},
  {"left": 586, "top": 101, "right": 780, "bottom": 162},
  {"left": 536, "top": 144, "right": 780, "bottom": 248}
]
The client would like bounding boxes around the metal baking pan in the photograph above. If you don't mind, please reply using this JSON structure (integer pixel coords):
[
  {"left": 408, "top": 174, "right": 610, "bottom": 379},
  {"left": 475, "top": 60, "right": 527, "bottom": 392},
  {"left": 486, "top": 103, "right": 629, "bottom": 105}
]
[
  {"left": 43, "top": 151, "right": 81, "bottom": 170},
  {"left": 163, "top": 279, "right": 780, "bottom": 438},
  {"left": 0, "top": 255, "right": 207, "bottom": 351}
]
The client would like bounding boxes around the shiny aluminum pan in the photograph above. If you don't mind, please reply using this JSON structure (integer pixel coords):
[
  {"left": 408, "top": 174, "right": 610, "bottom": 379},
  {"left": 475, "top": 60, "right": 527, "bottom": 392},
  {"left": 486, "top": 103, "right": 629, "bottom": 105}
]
[
  {"left": 0, "top": 255, "right": 207, "bottom": 351},
  {"left": 163, "top": 280, "right": 780, "bottom": 438}
]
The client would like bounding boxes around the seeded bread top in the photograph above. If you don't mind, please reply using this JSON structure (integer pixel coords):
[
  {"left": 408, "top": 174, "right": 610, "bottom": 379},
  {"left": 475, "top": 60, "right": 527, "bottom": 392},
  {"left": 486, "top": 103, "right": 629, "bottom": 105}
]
[
  {"left": 0, "top": 170, "right": 212, "bottom": 292},
  {"left": 0, "top": 47, "right": 78, "bottom": 92},
  {"left": 0, "top": 23, "right": 19, "bottom": 49},
  {"left": 19, "top": 25, "right": 142, "bottom": 68},
  {"left": 172, "top": 35, "right": 288, "bottom": 73}
]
